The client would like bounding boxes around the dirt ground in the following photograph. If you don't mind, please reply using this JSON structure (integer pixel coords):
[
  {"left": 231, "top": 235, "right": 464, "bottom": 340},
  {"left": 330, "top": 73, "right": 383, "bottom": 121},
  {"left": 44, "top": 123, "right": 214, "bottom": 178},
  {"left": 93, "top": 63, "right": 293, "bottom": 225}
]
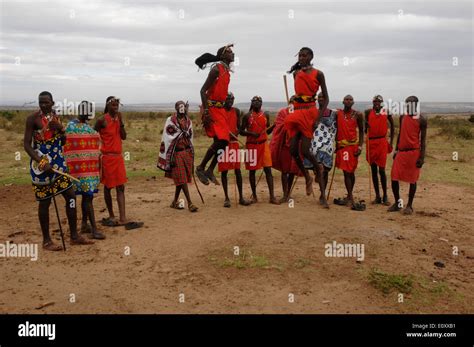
[{"left": 0, "top": 173, "right": 473, "bottom": 314}]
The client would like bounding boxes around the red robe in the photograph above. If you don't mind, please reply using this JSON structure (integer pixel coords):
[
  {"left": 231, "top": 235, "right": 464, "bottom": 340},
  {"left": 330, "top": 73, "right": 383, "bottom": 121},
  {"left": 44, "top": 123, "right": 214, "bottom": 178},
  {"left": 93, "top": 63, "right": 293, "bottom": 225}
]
[
  {"left": 218, "top": 108, "right": 241, "bottom": 172},
  {"left": 335, "top": 109, "right": 359, "bottom": 173},
  {"left": 205, "top": 63, "right": 230, "bottom": 142},
  {"left": 366, "top": 109, "right": 391, "bottom": 168},
  {"left": 99, "top": 113, "right": 127, "bottom": 188},
  {"left": 245, "top": 111, "right": 272, "bottom": 170},
  {"left": 270, "top": 107, "right": 302, "bottom": 175},
  {"left": 284, "top": 68, "right": 320, "bottom": 139},
  {"left": 391, "top": 115, "right": 422, "bottom": 184}
]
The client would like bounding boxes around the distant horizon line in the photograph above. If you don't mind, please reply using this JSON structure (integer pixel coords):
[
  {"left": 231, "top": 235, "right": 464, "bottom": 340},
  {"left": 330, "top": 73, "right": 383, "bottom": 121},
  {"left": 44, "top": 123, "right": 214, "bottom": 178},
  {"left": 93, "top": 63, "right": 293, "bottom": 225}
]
[{"left": 1, "top": 101, "right": 473, "bottom": 107}]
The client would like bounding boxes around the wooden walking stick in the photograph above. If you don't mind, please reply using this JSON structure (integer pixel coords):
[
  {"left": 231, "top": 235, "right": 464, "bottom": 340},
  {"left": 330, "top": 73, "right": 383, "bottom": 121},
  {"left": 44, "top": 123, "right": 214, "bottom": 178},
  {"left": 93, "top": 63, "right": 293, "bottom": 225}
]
[
  {"left": 234, "top": 172, "right": 238, "bottom": 207},
  {"left": 50, "top": 175, "right": 66, "bottom": 251},
  {"left": 52, "top": 168, "right": 80, "bottom": 182},
  {"left": 283, "top": 75, "right": 290, "bottom": 104},
  {"left": 366, "top": 135, "right": 372, "bottom": 203},
  {"left": 288, "top": 175, "right": 299, "bottom": 199}
]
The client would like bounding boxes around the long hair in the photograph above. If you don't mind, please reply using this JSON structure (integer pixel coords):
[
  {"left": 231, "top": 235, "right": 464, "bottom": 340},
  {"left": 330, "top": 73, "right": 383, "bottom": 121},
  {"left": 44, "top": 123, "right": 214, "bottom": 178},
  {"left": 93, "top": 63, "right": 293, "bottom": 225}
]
[
  {"left": 288, "top": 47, "right": 314, "bottom": 74},
  {"left": 195, "top": 44, "right": 232, "bottom": 69}
]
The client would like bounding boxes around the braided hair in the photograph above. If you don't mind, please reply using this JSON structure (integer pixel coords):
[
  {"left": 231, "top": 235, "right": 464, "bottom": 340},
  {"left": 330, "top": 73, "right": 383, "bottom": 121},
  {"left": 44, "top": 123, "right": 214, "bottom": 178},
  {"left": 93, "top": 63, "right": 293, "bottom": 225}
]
[
  {"left": 195, "top": 44, "right": 233, "bottom": 69},
  {"left": 287, "top": 47, "right": 314, "bottom": 74}
]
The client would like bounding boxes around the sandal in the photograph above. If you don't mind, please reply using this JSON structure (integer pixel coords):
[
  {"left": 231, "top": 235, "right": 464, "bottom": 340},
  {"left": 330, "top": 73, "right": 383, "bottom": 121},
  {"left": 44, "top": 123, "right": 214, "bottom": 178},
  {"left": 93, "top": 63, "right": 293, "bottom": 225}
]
[
  {"left": 239, "top": 198, "right": 252, "bottom": 206},
  {"left": 351, "top": 201, "right": 366, "bottom": 211},
  {"left": 170, "top": 201, "right": 185, "bottom": 210},
  {"left": 333, "top": 197, "right": 348, "bottom": 206},
  {"left": 70, "top": 235, "right": 94, "bottom": 245},
  {"left": 43, "top": 241, "right": 63, "bottom": 251},
  {"left": 101, "top": 218, "right": 121, "bottom": 227},
  {"left": 387, "top": 203, "right": 401, "bottom": 212},
  {"left": 91, "top": 230, "right": 106, "bottom": 240},
  {"left": 206, "top": 171, "right": 220, "bottom": 185},
  {"left": 195, "top": 167, "right": 209, "bottom": 185},
  {"left": 371, "top": 197, "right": 382, "bottom": 205},
  {"left": 188, "top": 203, "right": 199, "bottom": 212},
  {"left": 124, "top": 221, "right": 144, "bottom": 230}
]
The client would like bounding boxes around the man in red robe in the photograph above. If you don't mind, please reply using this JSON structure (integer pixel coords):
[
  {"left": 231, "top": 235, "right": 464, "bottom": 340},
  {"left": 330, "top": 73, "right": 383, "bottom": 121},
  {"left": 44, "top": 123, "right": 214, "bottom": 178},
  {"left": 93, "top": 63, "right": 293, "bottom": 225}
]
[
  {"left": 270, "top": 99, "right": 303, "bottom": 203},
  {"left": 240, "top": 96, "right": 278, "bottom": 204},
  {"left": 334, "top": 95, "right": 364, "bottom": 210},
  {"left": 217, "top": 93, "right": 251, "bottom": 207},
  {"left": 388, "top": 96, "right": 427, "bottom": 215},
  {"left": 365, "top": 95, "right": 394, "bottom": 205},
  {"left": 194, "top": 44, "right": 234, "bottom": 186},
  {"left": 284, "top": 47, "right": 329, "bottom": 198},
  {"left": 95, "top": 96, "right": 143, "bottom": 229}
]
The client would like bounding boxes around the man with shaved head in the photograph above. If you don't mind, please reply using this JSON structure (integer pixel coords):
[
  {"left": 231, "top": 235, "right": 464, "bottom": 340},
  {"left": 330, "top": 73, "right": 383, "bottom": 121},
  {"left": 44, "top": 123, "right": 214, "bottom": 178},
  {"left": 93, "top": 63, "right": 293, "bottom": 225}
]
[
  {"left": 334, "top": 95, "right": 364, "bottom": 210},
  {"left": 388, "top": 96, "right": 427, "bottom": 215},
  {"left": 365, "top": 95, "right": 394, "bottom": 205}
]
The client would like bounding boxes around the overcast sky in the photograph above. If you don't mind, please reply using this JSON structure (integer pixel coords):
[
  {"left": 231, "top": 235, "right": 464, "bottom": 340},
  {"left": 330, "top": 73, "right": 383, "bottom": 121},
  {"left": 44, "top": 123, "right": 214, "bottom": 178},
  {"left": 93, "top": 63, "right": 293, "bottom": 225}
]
[{"left": 0, "top": 0, "right": 472, "bottom": 106}]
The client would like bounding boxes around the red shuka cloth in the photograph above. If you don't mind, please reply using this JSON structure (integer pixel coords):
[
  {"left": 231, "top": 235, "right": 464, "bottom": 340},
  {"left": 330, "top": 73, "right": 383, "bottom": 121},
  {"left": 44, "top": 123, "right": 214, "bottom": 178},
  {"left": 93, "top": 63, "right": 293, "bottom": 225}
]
[
  {"left": 366, "top": 109, "right": 390, "bottom": 168},
  {"left": 270, "top": 108, "right": 303, "bottom": 175},
  {"left": 99, "top": 113, "right": 127, "bottom": 188},
  {"left": 391, "top": 115, "right": 421, "bottom": 184},
  {"left": 284, "top": 69, "right": 320, "bottom": 139},
  {"left": 218, "top": 108, "right": 241, "bottom": 172},
  {"left": 335, "top": 109, "right": 359, "bottom": 173},
  {"left": 205, "top": 63, "right": 231, "bottom": 141},
  {"left": 245, "top": 110, "right": 271, "bottom": 170}
]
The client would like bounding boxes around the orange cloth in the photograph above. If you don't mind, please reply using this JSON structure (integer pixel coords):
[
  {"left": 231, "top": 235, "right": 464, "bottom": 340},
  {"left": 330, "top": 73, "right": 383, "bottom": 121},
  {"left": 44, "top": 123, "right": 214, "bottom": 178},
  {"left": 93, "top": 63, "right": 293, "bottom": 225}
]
[
  {"left": 335, "top": 109, "right": 359, "bottom": 173},
  {"left": 284, "top": 69, "right": 320, "bottom": 139},
  {"left": 366, "top": 109, "right": 390, "bottom": 168},
  {"left": 99, "top": 113, "right": 127, "bottom": 188},
  {"left": 205, "top": 63, "right": 231, "bottom": 141},
  {"left": 218, "top": 108, "right": 241, "bottom": 172},
  {"left": 391, "top": 115, "right": 421, "bottom": 184},
  {"left": 245, "top": 111, "right": 271, "bottom": 170}
]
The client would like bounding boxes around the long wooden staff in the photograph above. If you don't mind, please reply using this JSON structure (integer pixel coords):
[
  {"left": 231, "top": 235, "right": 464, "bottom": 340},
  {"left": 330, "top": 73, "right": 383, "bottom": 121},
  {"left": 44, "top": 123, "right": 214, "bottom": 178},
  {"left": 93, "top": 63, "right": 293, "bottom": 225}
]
[
  {"left": 187, "top": 101, "right": 205, "bottom": 204},
  {"left": 50, "top": 175, "right": 66, "bottom": 251},
  {"left": 283, "top": 75, "right": 290, "bottom": 104},
  {"left": 52, "top": 168, "right": 80, "bottom": 182},
  {"left": 366, "top": 135, "right": 372, "bottom": 202}
]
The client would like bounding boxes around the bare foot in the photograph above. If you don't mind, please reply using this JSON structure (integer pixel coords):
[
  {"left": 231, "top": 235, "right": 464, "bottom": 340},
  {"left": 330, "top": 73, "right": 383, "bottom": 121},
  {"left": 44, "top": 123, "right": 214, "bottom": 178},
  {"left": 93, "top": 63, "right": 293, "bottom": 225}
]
[
  {"left": 402, "top": 206, "right": 414, "bottom": 215},
  {"left": 250, "top": 196, "right": 258, "bottom": 204},
  {"left": 279, "top": 196, "right": 288, "bottom": 204},
  {"left": 223, "top": 199, "right": 231, "bottom": 208}
]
